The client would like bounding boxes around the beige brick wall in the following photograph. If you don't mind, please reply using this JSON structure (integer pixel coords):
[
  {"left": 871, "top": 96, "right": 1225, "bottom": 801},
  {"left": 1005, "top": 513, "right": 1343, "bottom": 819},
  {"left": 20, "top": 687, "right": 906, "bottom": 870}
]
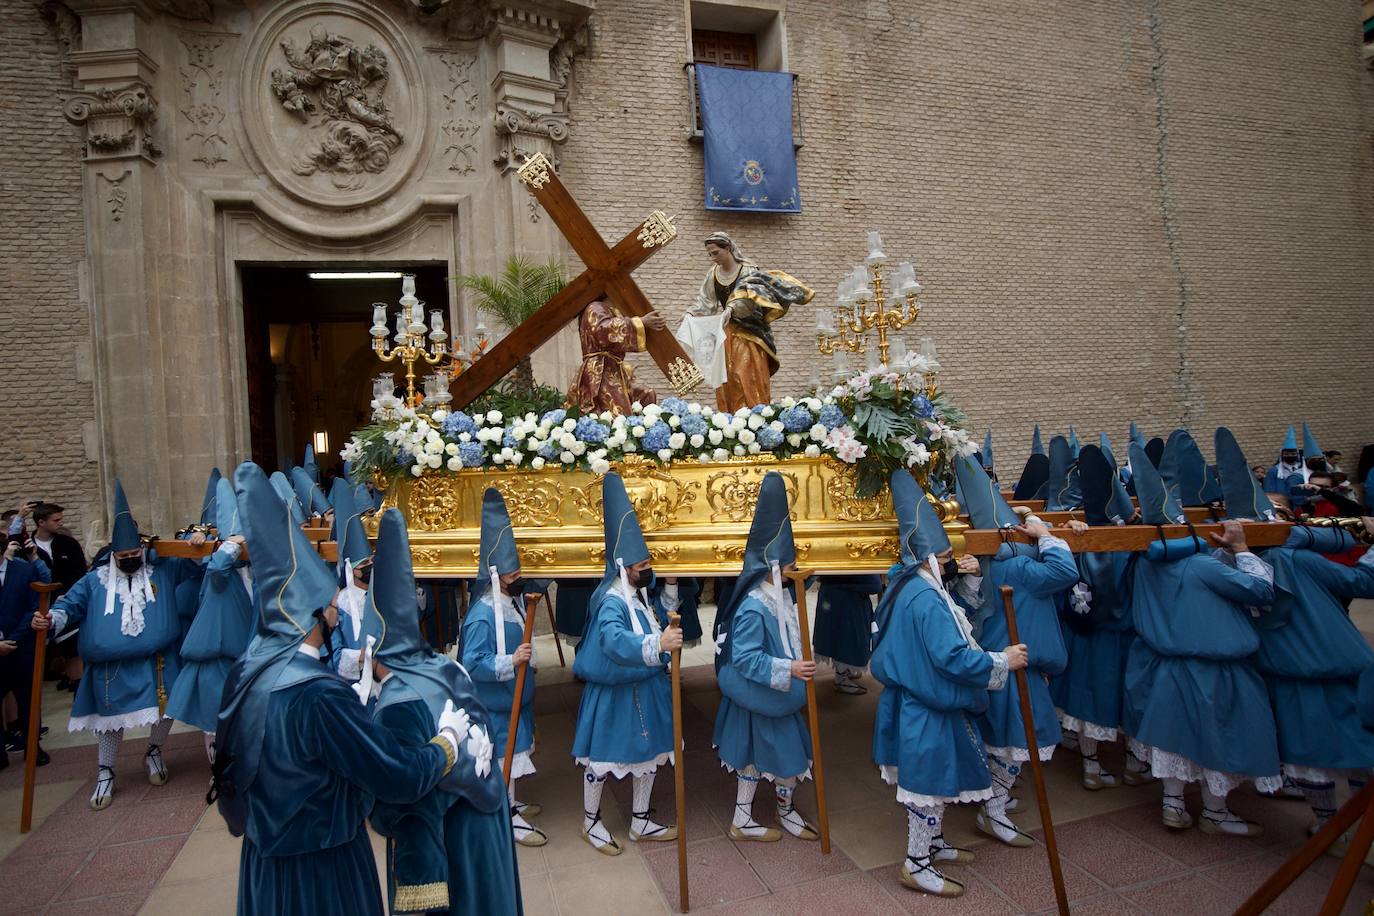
[
  {"left": 559, "top": 0, "right": 1374, "bottom": 473},
  {"left": 0, "top": 1, "right": 100, "bottom": 538}
]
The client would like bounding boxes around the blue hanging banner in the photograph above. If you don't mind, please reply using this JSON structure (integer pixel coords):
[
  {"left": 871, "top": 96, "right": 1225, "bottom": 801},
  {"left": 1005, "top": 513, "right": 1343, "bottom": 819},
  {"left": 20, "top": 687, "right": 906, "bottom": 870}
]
[{"left": 696, "top": 64, "right": 801, "bottom": 213}]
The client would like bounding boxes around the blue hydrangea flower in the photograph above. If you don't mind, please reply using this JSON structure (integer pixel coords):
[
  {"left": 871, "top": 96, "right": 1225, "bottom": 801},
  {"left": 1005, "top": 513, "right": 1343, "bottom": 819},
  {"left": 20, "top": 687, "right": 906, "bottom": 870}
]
[
  {"left": 757, "top": 426, "right": 784, "bottom": 449},
  {"left": 574, "top": 416, "right": 609, "bottom": 443},
  {"left": 642, "top": 421, "right": 672, "bottom": 452},
  {"left": 779, "top": 406, "right": 814, "bottom": 433},
  {"left": 458, "top": 442, "right": 485, "bottom": 467},
  {"left": 442, "top": 411, "right": 477, "bottom": 437},
  {"left": 913, "top": 395, "right": 935, "bottom": 419},
  {"left": 750, "top": 404, "right": 766, "bottom": 414},
  {"left": 680, "top": 413, "right": 708, "bottom": 437},
  {"left": 818, "top": 405, "right": 846, "bottom": 429},
  {"left": 397, "top": 448, "right": 414, "bottom": 467},
  {"left": 659, "top": 397, "right": 690, "bottom": 415},
  {"left": 541, "top": 408, "right": 567, "bottom": 426},
  {"left": 538, "top": 439, "right": 559, "bottom": 459},
  {"left": 502, "top": 430, "right": 519, "bottom": 449}
]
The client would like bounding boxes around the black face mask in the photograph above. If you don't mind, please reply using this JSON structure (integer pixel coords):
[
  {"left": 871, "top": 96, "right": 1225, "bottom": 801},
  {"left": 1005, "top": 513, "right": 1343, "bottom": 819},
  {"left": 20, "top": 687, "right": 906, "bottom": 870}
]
[
  {"left": 940, "top": 559, "right": 959, "bottom": 581},
  {"left": 503, "top": 577, "right": 526, "bottom": 598},
  {"left": 630, "top": 567, "right": 655, "bottom": 590},
  {"left": 117, "top": 555, "right": 144, "bottom": 575},
  {"left": 311, "top": 608, "right": 336, "bottom": 667},
  {"left": 355, "top": 564, "right": 373, "bottom": 586}
]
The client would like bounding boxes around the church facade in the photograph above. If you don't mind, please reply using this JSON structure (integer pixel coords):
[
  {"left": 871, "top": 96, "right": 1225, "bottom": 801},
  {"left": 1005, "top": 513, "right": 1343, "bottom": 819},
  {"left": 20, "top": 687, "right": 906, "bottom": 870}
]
[{"left": 4, "top": 0, "right": 1372, "bottom": 540}]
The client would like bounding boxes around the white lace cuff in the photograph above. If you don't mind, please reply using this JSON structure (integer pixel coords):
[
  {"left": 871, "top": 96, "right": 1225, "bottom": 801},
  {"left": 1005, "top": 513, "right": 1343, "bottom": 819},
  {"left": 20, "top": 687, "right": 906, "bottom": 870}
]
[
  {"left": 640, "top": 634, "right": 662, "bottom": 667},
  {"left": 1234, "top": 551, "right": 1274, "bottom": 585},
  {"left": 217, "top": 541, "right": 241, "bottom": 559},
  {"left": 954, "top": 574, "right": 983, "bottom": 607},
  {"left": 988, "top": 652, "right": 1009, "bottom": 690},
  {"left": 1039, "top": 534, "right": 1070, "bottom": 553},
  {"left": 660, "top": 583, "right": 681, "bottom": 613},
  {"left": 770, "top": 657, "right": 793, "bottom": 691},
  {"left": 337, "top": 647, "right": 363, "bottom": 681},
  {"left": 49, "top": 608, "right": 69, "bottom": 634},
  {"left": 494, "top": 654, "right": 515, "bottom": 682}
]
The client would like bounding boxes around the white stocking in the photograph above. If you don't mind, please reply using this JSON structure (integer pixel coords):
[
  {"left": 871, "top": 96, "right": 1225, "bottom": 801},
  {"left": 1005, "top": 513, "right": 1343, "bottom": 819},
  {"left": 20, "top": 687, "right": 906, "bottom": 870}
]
[
  {"left": 1162, "top": 776, "right": 1187, "bottom": 814},
  {"left": 980, "top": 755, "right": 1029, "bottom": 844},
  {"left": 1080, "top": 736, "right": 1100, "bottom": 775},
  {"left": 906, "top": 802, "right": 941, "bottom": 861},
  {"left": 148, "top": 717, "right": 173, "bottom": 747},
  {"left": 97, "top": 729, "right": 123, "bottom": 769},
  {"left": 631, "top": 772, "right": 672, "bottom": 837},
  {"left": 733, "top": 775, "right": 761, "bottom": 829},
  {"left": 775, "top": 776, "right": 815, "bottom": 838},
  {"left": 582, "top": 770, "right": 613, "bottom": 847}
]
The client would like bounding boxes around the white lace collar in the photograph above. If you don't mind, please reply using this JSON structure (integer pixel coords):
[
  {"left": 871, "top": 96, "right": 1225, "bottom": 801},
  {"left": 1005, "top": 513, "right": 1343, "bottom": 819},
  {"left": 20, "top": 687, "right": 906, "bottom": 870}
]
[
  {"left": 749, "top": 576, "right": 802, "bottom": 660},
  {"left": 97, "top": 555, "right": 155, "bottom": 638}
]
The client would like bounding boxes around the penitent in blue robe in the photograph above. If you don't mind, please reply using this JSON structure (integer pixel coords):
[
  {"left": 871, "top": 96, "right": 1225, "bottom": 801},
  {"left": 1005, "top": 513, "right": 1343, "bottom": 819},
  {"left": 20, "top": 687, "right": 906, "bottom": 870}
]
[
  {"left": 1050, "top": 552, "right": 1134, "bottom": 739},
  {"left": 872, "top": 572, "right": 1000, "bottom": 804},
  {"left": 370, "top": 679, "right": 521, "bottom": 916},
  {"left": 974, "top": 539, "right": 1077, "bottom": 759},
  {"left": 462, "top": 592, "right": 537, "bottom": 777},
  {"left": 237, "top": 653, "right": 453, "bottom": 916},
  {"left": 53, "top": 553, "right": 200, "bottom": 732},
  {"left": 571, "top": 586, "right": 675, "bottom": 775},
  {"left": 812, "top": 575, "right": 882, "bottom": 670},
  {"left": 1251, "top": 549, "right": 1374, "bottom": 774},
  {"left": 167, "top": 547, "right": 255, "bottom": 732},
  {"left": 1122, "top": 549, "right": 1279, "bottom": 782},
  {"left": 713, "top": 591, "right": 811, "bottom": 780}
]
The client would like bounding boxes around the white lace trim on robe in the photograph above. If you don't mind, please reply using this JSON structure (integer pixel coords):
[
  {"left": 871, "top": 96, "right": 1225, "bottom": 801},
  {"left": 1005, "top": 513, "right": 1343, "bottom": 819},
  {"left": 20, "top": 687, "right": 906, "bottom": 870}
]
[
  {"left": 576, "top": 751, "right": 674, "bottom": 780},
  {"left": 1057, "top": 711, "right": 1118, "bottom": 742},
  {"left": 719, "top": 758, "right": 812, "bottom": 784},
  {"left": 98, "top": 557, "right": 155, "bottom": 638},
  {"left": 878, "top": 765, "right": 994, "bottom": 807},
  {"left": 505, "top": 750, "right": 536, "bottom": 780},
  {"left": 985, "top": 744, "right": 1056, "bottom": 764},
  {"left": 69, "top": 706, "right": 161, "bottom": 734},
  {"left": 1128, "top": 738, "right": 1281, "bottom": 795},
  {"left": 1280, "top": 763, "right": 1365, "bottom": 785}
]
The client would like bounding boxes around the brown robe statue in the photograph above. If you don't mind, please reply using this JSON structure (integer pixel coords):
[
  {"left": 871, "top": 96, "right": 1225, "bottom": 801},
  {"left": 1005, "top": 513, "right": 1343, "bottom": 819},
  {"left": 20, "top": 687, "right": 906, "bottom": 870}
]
[{"left": 567, "top": 299, "right": 657, "bottom": 414}]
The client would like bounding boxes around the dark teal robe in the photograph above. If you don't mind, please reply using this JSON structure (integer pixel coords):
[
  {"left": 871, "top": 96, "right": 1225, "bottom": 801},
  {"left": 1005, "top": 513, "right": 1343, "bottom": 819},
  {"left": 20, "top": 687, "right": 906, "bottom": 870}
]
[{"left": 236, "top": 654, "right": 452, "bottom": 916}]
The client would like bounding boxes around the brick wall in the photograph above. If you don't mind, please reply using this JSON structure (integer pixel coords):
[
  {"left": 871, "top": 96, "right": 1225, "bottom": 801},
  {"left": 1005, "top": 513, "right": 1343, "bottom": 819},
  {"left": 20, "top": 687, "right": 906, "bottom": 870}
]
[
  {"left": 0, "top": 1, "right": 100, "bottom": 540},
  {"left": 560, "top": 0, "right": 1374, "bottom": 472}
]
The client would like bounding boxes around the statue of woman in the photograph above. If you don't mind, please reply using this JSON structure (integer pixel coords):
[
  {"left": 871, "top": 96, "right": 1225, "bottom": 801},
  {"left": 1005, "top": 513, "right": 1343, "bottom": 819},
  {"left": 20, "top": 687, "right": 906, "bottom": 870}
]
[{"left": 688, "top": 232, "right": 812, "bottom": 412}]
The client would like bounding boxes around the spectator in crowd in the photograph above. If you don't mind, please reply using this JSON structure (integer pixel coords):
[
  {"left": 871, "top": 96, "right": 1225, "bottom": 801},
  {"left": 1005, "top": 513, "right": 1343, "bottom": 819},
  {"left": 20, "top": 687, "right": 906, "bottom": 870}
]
[
  {"left": 15, "top": 503, "right": 87, "bottom": 693},
  {"left": 0, "top": 529, "right": 52, "bottom": 768}
]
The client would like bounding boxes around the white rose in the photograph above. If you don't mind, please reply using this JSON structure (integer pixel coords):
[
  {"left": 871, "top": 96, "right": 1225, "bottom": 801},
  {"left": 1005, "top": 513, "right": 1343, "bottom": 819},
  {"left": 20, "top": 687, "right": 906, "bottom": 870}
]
[
  {"left": 427, "top": 454, "right": 442, "bottom": 469},
  {"left": 689, "top": 434, "right": 705, "bottom": 448},
  {"left": 560, "top": 451, "right": 575, "bottom": 464},
  {"left": 669, "top": 432, "right": 686, "bottom": 449},
  {"left": 559, "top": 432, "right": 577, "bottom": 449},
  {"left": 787, "top": 434, "right": 803, "bottom": 447},
  {"left": 531, "top": 456, "right": 546, "bottom": 470},
  {"left": 713, "top": 448, "right": 730, "bottom": 461},
  {"left": 458, "top": 432, "right": 472, "bottom": 443},
  {"left": 747, "top": 413, "right": 765, "bottom": 430},
  {"left": 500, "top": 447, "right": 515, "bottom": 461},
  {"left": 600, "top": 411, "right": 614, "bottom": 422},
  {"left": 708, "top": 429, "right": 724, "bottom": 445},
  {"left": 730, "top": 416, "right": 747, "bottom": 432},
  {"left": 430, "top": 409, "right": 448, "bottom": 422},
  {"left": 781, "top": 397, "right": 797, "bottom": 409},
  {"left": 810, "top": 424, "right": 828, "bottom": 441},
  {"left": 411, "top": 464, "right": 424, "bottom": 477},
  {"left": 733, "top": 445, "right": 746, "bottom": 456},
  {"left": 526, "top": 437, "right": 541, "bottom": 451},
  {"left": 632, "top": 425, "right": 646, "bottom": 438},
  {"left": 668, "top": 415, "right": 681, "bottom": 428},
  {"left": 590, "top": 457, "right": 610, "bottom": 474},
  {"left": 711, "top": 413, "right": 728, "bottom": 430},
  {"left": 510, "top": 452, "right": 525, "bottom": 466},
  {"left": 571, "top": 441, "right": 587, "bottom": 456},
  {"left": 563, "top": 418, "right": 577, "bottom": 431},
  {"left": 491, "top": 452, "right": 505, "bottom": 465},
  {"left": 486, "top": 410, "right": 502, "bottom": 424},
  {"left": 761, "top": 406, "right": 775, "bottom": 418},
  {"left": 643, "top": 404, "right": 662, "bottom": 419},
  {"left": 623, "top": 441, "right": 638, "bottom": 453},
  {"left": 658, "top": 448, "right": 673, "bottom": 461},
  {"left": 748, "top": 443, "right": 761, "bottom": 454},
  {"left": 738, "top": 429, "right": 756, "bottom": 445},
  {"left": 446, "top": 456, "right": 461, "bottom": 471},
  {"left": 688, "top": 403, "right": 703, "bottom": 415},
  {"left": 445, "top": 442, "right": 459, "bottom": 456},
  {"left": 804, "top": 444, "right": 821, "bottom": 458}
]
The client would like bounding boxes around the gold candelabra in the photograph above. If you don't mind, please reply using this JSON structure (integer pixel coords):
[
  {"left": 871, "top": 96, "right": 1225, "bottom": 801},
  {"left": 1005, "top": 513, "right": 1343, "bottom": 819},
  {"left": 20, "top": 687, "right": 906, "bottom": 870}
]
[
  {"left": 816, "top": 232, "right": 923, "bottom": 368},
  {"left": 369, "top": 275, "right": 453, "bottom": 410}
]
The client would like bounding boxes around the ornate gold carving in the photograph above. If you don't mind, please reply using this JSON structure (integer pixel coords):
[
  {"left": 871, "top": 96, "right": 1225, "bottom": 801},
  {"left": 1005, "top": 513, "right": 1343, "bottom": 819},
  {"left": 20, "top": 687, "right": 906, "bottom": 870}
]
[
  {"left": 846, "top": 538, "right": 899, "bottom": 559},
  {"left": 650, "top": 545, "right": 680, "bottom": 563},
  {"left": 588, "top": 546, "right": 605, "bottom": 566},
  {"left": 795, "top": 541, "right": 812, "bottom": 561},
  {"left": 408, "top": 475, "right": 464, "bottom": 531},
  {"left": 570, "top": 457, "right": 699, "bottom": 532},
  {"left": 636, "top": 210, "right": 677, "bottom": 249},
  {"left": 667, "top": 357, "right": 704, "bottom": 395},
  {"left": 492, "top": 477, "right": 563, "bottom": 527},
  {"left": 712, "top": 544, "right": 746, "bottom": 562},
  {"left": 411, "top": 546, "right": 442, "bottom": 566},
  {"left": 706, "top": 468, "right": 799, "bottom": 522},
  {"left": 470, "top": 546, "right": 557, "bottom": 565},
  {"left": 517, "top": 152, "right": 552, "bottom": 189},
  {"left": 826, "top": 466, "right": 891, "bottom": 521}
]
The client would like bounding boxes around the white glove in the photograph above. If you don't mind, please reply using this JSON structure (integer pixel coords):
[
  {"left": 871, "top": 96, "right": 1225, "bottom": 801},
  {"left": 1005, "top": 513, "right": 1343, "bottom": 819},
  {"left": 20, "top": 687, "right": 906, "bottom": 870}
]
[
  {"left": 466, "top": 723, "right": 494, "bottom": 779},
  {"left": 437, "top": 699, "right": 471, "bottom": 748}
]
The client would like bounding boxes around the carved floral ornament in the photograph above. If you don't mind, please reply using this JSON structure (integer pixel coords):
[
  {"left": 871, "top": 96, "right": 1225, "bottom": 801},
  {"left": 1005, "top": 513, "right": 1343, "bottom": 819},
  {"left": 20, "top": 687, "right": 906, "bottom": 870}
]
[{"left": 62, "top": 84, "right": 162, "bottom": 161}]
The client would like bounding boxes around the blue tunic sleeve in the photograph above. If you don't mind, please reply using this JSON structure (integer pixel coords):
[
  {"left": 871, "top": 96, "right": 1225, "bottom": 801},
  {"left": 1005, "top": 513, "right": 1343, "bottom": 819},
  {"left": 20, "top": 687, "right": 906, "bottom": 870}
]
[
  {"left": 1305, "top": 551, "right": 1374, "bottom": 601},
  {"left": 1004, "top": 543, "right": 1079, "bottom": 597},
  {"left": 597, "top": 600, "right": 662, "bottom": 668},
  {"left": 917, "top": 599, "right": 995, "bottom": 689},
  {"left": 1198, "top": 553, "right": 1275, "bottom": 607},
  {"left": 51, "top": 571, "right": 95, "bottom": 632},
  {"left": 730, "top": 602, "right": 791, "bottom": 691},
  {"left": 461, "top": 609, "right": 509, "bottom": 683},
  {"left": 306, "top": 679, "right": 451, "bottom": 805}
]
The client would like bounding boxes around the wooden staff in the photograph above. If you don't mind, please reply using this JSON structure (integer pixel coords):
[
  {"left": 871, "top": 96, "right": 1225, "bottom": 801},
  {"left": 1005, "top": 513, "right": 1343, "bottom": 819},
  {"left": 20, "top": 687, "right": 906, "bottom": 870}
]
[
  {"left": 668, "top": 611, "right": 689, "bottom": 913},
  {"left": 21, "top": 583, "right": 62, "bottom": 833},
  {"left": 999, "top": 585, "right": 1069, "bottom": 916},
  {"left": 502, "top": 601, "right": 539, "bottom": 788},
  {"left": 785, "top": 569, "right": 831, "bottom": 854}
]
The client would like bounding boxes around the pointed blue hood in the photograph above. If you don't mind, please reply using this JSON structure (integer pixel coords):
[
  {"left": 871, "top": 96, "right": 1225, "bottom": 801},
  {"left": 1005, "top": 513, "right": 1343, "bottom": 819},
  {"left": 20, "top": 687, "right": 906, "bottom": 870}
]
[
  {"left": 1067, "top": 425, "right": 1081, "bottom": 458},
  {"left": 303, "top": 444, "right": 320, "bottom": 484},
  {"left": 269, "top": 471, "right": 307, "bottom": 526},
  {"left": 1129, "top": 422, "right": 1145, "bottom": 452},
  {"left": 1098, "top": 433, "right": 1117, "bottom": 471},
  {"left": 1012, "top": 454, "right": 1049, "bottom": 501},
  {"left": 1077, "top": 445, "right": 1115, "bottom": 527},
  {"left": 291, "top": 467, "right": 330, "bottom": 517},
  {"left": 111, "top": 477, "right": 141, "bottom": 552},
  {"left": 199, "top": 468, "right": 222, "bottom": 527},
  {"left": 215, "top": 478, "right": 242, "bottom": 539},
  {"left": 958, "top": 454, "right": 1022, "bottom": 530},
  {"left": 1301, "top": 422, "right": 1323, "bottom": 463},
  {"left": 1215, "top": 427, "right": 1275, "bottom": 521},
  {"left": 1031, "top": 425, "right": 1045, "bottom": 456},
  {"left": 472, "top": 488, "right": 521, "bottom": 603},
  {"left": 370, "top": 507, "right": 506, "bottom": 814},
  {"left": 981, "top": 430, "right": 995, "bottom": 475},
  {"left": 588, "top": 473, "right": 652, "bottom": 617},
  {"left": 1045, "top": 435, "right": 1082, "bottom": 511},
  {"left": 327, "top": 477, "right": 352, "bottom": 541},
  {"left": 215, "top": 461, "right": 339, "bottom": 801},
  {"left": 893, "top": 469, "right": 950, "bottom": 564},
  {"left": 1160, "top": 429, "right": 1212, "bottom": 507},
  {"left": 1144, "top": 437, "right": 1165, "bottom": 469},
  {"left": 1281, "top": 424, "right": 1298, "bottom": 452},
  {"left": 714, "top": 472, "right": 796, "bottom": 673},
  {"left": 1131, "top": 442, "right": 1185, "bottom": 526}
]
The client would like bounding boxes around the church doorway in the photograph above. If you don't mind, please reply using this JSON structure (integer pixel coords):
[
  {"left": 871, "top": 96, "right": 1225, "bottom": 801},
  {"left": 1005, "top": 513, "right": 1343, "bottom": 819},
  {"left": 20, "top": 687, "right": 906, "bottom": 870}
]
[{"left": 238, "top": 262, "right": 450, "bottom": 477}]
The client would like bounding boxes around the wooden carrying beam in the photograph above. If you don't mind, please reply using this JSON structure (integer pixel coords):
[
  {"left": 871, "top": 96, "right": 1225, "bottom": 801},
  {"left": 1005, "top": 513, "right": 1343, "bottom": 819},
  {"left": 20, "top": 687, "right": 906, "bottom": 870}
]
[
  {"left": 153, "top": 539, "right": 339, "bottom": 563},
  {"left": 961, "top": 521, "right": 1293, "bottom": 555}
]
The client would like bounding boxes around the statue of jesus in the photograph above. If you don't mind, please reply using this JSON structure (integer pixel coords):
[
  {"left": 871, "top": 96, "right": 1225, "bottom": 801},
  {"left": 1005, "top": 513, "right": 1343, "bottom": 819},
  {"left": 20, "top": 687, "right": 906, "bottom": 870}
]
[
  {"left": 687, "top": 231, "right": 813, "bottom": 412},
  {"left": 567, "top": 298, "right": 665, "bottom": 414}
]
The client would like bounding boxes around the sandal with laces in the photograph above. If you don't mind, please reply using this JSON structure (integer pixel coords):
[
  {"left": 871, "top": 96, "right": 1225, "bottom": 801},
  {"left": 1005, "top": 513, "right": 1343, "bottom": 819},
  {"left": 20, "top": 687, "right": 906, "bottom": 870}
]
[
  {"left": 1199, "top": 807, "right": 1263, "bottom": 837},
  {"left": 1162, "top": 794, "right": 1193, "bottom": 830},
  {"left": 1080, "top": 751, "right": 1120, "bottom": 791},
  {"left": 931, "top": 833, "right": 974, "bottom": 865},
  {"left": 630, "top": 808, "right": 678, "bottom": 843},
  {"left": 582, "top": 810, "right": 623, "bottom": 856},
  {"left": 144, "top": 744, "right": 168, "bottom": 786},
  {"left": 899, "top": 855, "right": 965, "bottom": 897},
  {"left": 729, "top": 802, "right": 781, "bottom": 842},
  {"left": 90, "top": 766, "right": 116, "bottom": 810}
]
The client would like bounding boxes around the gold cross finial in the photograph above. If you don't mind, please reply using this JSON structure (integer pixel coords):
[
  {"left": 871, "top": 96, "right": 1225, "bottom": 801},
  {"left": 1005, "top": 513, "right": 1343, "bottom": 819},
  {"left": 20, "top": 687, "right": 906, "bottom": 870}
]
[{"left": 517, "top": 153, "right": 553, "bottom": 189}]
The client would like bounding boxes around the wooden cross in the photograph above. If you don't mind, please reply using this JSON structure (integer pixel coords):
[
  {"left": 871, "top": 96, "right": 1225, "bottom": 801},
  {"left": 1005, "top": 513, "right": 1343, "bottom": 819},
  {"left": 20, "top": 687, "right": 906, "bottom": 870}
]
[{"left": 448, "top": 153, "right": 704, "bottom": 408}]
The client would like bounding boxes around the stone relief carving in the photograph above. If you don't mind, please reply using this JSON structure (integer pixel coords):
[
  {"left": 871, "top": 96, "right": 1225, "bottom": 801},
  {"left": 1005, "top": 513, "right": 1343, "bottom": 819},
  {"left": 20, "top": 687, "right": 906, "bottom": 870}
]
[
  {"left": 36, "top": 1, "right": 80, "bottom": 53},
  {"left": 436, "top": 51, "right": 479, "bottom": 174},
  {"left": 100, "top": 170, "right": 130, "bottom": 221},
  {"left": 550, "top": 25, "right": 588, "bottom": 116},
  {"left": 269, "top": 25, "right": 403, "bottom": 189},
  {"left": 492, "top": 104, "right": 568, "bottom": 173},
  {"left": 178, "top": 33, "right": 230, "bottom": 168},
  {"left": 63, "top": 84, "right": 161, "bottom": 161}
]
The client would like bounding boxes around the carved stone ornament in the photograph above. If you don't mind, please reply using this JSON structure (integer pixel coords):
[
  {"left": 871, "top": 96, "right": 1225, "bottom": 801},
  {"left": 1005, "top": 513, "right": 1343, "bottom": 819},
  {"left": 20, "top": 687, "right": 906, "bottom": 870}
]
[
  {"left": 178, "top": 32, "right": 231, "bottom": 168},
  {"left": 37, "top": 1, "right": 81, "bottom": 54},
  {"left": 494, "top": 102, "right": 569, "bottom": 142},
  {"left": 62, "top": 83, "right": 162, "bottom": 161},
  {"left": 436, "top": 50, "right": 480, "bottom": 174},
  {"left": 241, "top": 2, "right": 426, "bottom": 208}
]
